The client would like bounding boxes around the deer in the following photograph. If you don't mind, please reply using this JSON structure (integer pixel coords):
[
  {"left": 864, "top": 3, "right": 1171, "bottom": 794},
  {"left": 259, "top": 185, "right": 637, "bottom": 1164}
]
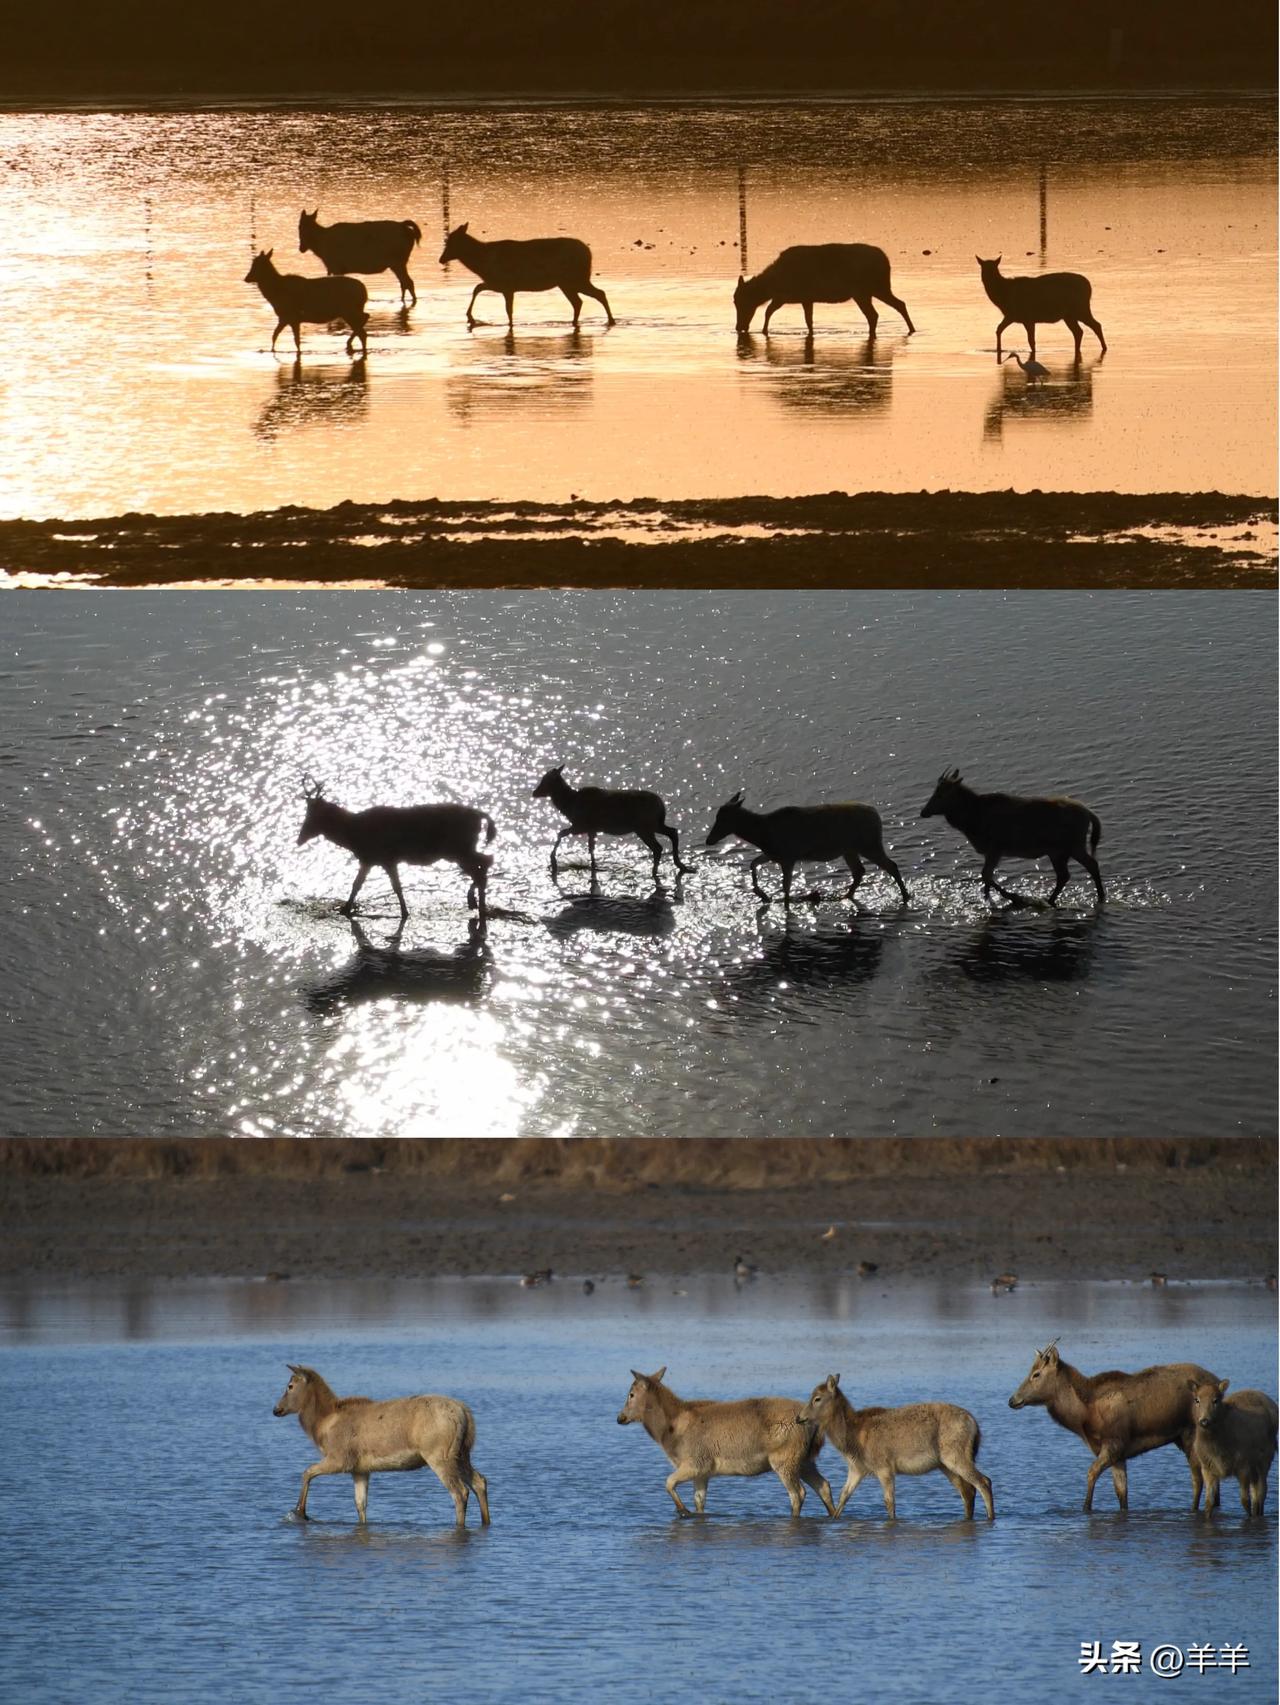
[
  {"left": 299, "top": 208, "right": 422, "bottom": 305},
  {"left": 976, "top": 256, "right": 1106, "bottom": 360},
  {"left": 734, "top": 244, "right": 915, "bottom": 338},
  {"left": 919, "top": 769, "right": 1104, "bottom": 906},
  {"left": 1008, "top": 1341, "right": 1218, "bottom": 1511},
  {"left": 244, "top": 251, "right": 368, "bottom": 358},
  {"left": 616, "top": 1366, "right": 835, "bottom": 1518},
  {"left": 797, "top": 1374, "right": 994, "bottom": 1521},
  {"left": 532, "top": 766, "right": 692, "bottom": 884},
  {"left": 439, "top": 222, "right": 614, "bottom": 328},
  {"left": 296, "top": 776, "right": 495, "bottom": 919},
  {"left": 705, "top": 792, "right": 909, "bottom": 906},
  {"left": 1187, "top": 1379, "right": 1278, "bottom": 1515},
  {"left": 272, "top": 1364, "right": 489, "bottom": 1527}
]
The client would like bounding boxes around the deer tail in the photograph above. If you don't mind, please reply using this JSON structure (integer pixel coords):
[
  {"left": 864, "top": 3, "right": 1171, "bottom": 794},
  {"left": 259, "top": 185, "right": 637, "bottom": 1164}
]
[
  {"left": 404, "top": 220, "right": 422, "bottom": 247},
  {"left": 482, "top": 813, "right": 497, "bottom": 844},
  {"left": 1087, "top": 812, "right": 1102, "bottom": 852}
]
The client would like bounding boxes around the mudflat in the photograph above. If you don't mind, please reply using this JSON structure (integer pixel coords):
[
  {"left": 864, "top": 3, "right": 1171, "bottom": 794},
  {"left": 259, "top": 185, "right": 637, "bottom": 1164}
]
[{"left": 2, "top": 1137, "right": 1272, "bottom": 1285}]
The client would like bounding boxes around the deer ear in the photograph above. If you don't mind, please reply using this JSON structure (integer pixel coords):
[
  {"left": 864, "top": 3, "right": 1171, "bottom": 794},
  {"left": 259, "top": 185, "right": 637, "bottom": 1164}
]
[
  {"left": 737, "top": 274, "right": 744, "bottom": 286},
  {"left": 459, "top": 221, "right": 469, "bottom": 234},
  {"left": 629, "top": 1369, "right": 643, "bottom": 1382},
  {"left": 651, "top": 1366, "right": 667, "bottom": 1383},
  {"left": 827, "top": 1373, "right": 840, "bottom": 1390},
  {"left": 1218, "top": 1379, "right": 1230, "bottom": 1396},
  {"left": 265, "top": 248, "right": 274, "bottom": 260}
]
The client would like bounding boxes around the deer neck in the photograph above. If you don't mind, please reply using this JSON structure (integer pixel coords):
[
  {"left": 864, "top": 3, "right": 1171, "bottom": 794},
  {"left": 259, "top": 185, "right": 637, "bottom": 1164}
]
[
  {"left": 1046, "top": 1363, "right": 1093, "bottom": 1436},
  {"left": 298, "top": 1375, "right": 339, "bottom": 1443},
  {"left": 981, "top": 270, "right": 1009, "bottom": 310},
  {"left": 640, "top": 1384, "right": 684, "bottom": 1455}
]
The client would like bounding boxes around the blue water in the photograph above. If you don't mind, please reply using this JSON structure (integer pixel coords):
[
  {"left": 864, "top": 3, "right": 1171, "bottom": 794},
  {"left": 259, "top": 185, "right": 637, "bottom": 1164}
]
[{"left": 1, "top": 1277, "right": 1274, "bottom": 1703}]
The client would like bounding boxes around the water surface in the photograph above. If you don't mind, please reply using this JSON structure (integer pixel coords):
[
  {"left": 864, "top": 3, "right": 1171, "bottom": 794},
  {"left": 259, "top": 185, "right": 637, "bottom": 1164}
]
[
  {"left": 1, "top": 1277, "right": 1274, "bottom": 1703},
  {"left": 1, "top": 591, "right": 1274, "bottom": 1138},
  {"left": 0, "top": 99, "right": 1273, "bottom": 520}
]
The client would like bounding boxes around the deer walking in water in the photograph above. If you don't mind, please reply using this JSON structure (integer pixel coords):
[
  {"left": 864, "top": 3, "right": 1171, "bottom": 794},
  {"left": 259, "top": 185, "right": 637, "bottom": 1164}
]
[
  {"left": 297, "top": 776, "right": 495, "bottom": 918},
  {"left": 272, "top": 1364, "right": 490, "bottom": 1527},
  {"left": 617, "top": 1367, "right": 835, "bottom": 1517},
  {"left": 299, "top": 208, "right": 422, "bottom": 305},
  {"left": 1187, "top": 1379, "right": 1278, "bottom": 1515},
  {"left": 797, "top": 1374, "right": 994, "bottom": 1520},
  {"left": 705, "top": 792, "right": 909, "bottom": 906},
  {"left": 1008, "top": 1341, "right": 1217, "bottom": 1510},
  {"left": 533, "top": 766, "right": 692, "bottom": 883},
  {"left": 920, "top": 769, "right": 1104, "bottom": 906},
  {"left": 439, "top": 223, "right": 614, "bottom": 328},
  {"left": 977, "top": 256, "right": 1106, "bottom": 360},
  {"left": 245, "top": 251, "right": 368, "bottom": 358},
  {"left": 734, "top": 244, "right": 915, "bottom": 338}
]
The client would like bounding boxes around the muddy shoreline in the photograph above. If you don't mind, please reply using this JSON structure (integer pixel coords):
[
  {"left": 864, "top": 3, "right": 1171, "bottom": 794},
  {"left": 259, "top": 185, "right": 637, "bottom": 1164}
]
[
  {"left": 2, "top": 1137, "right": 1272, "bottom": 1285},
  {"left": 2, "top": 492, "right": 1275, "bottom": 589}
]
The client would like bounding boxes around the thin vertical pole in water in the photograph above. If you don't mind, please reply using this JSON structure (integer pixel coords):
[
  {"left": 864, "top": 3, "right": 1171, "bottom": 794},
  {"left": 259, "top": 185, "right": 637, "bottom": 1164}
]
[
  {"left": 1038, "top": 163, "right": 1048, "bottom": 266},
  {"left": 249, "top": 193, "right": 257, "bottom": 259},
  {"left": 442, "top": 156, "right": 451, "bottom": 260},
  {"left": 737, "top": 165, "right": 749, "bottom": 277}
]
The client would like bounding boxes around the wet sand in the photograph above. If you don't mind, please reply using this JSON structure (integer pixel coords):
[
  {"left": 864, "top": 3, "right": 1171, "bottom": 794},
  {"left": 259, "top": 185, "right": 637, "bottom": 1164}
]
[
  {"left": 2, "top": 492, "right": 1274, "bottom": 589},
  {"left": 2, "top": 1137, "right": 1272, "bottom": 1285}
]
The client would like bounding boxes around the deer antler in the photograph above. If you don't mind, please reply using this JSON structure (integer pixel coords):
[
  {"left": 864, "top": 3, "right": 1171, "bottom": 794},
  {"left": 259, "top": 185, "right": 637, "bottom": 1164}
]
[{"left": 300, "top": 772, "right": 324, "bottom": 800}]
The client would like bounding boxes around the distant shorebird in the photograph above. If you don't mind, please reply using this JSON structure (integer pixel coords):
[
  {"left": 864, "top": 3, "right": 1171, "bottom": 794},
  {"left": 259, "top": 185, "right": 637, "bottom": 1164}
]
[
  {"left": 626, "top": 1272, "right": 645, "bottom": 1289},
  {"left": 1149, "top": 1272, "right": 1168, "bottom": 1287},
  {"left": 520, "top": 1268, "right": 553, "bottom": 1288},
  {"left": 734, "top": 1254, "right": 759, "bottom": 1281},
  {"left": 990, "top": 1272, "right": 1018, "bottom": 1294},
  {"left": 856, "top": 1261, "right": 879, "bottom": 1278},
  {"left": 1002, "top": 351, "right": 1049, "bottom": 384},
  {"left": 820, "top": 1225, "right": 838, "bottom": 1241},
  {"left": 581, "top": 1279, "right": 595, "bottom": 1295}
]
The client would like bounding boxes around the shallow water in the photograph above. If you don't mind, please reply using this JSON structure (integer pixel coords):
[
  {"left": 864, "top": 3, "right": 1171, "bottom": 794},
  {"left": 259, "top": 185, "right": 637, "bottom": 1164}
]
[
  {"left": 1, "top": 591, "right": 1274, "bottom": 1138},
  {"left": 1, "top": 1278, "right": 1274, "bottom": 1703},
  {"left": 0, "top": 98, "right": 1274, "bottom": 521}
]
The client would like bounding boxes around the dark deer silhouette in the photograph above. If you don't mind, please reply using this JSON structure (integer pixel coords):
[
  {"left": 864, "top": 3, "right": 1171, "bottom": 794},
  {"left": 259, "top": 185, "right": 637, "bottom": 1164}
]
[
  {"left": 299, "top": 209, "right": 422, "bottom": 305},
  {"left": 245, "top": 251, "right": 368, "bottom": 358},
  {"left": 920, "top": 769, "right": 1104, "bottom": 906},
  {"left": 296, "top": 777, "right": 495, "bottom": 918},
  {"left": 976, "top": 256, "right": 1106, "bottom": 360},
  {"left": 439, "top": 223, "right": 614, "bottom": 328},
  {"left": 705, "top": 793, "right": 909, "bottom": 906},
  {"left": 734, "top": 245, "right": 914, "bottom": 338},
  {"left": 533, "top": 766, "right": 691, "bottom": 883}
]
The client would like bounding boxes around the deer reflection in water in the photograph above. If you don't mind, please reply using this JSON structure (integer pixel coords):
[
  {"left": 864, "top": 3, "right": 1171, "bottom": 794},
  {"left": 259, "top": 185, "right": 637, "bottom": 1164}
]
[
  {"left": 301, "top": 915, "right": 490, "bottom": 1017},
  {"left": 446, "top": 330, "right": 595, "bottom": 425},
  {"left": 736, "top": 334, "right": 897, "bottom": 419},
  {"left": 983, "top": 356, "right": 1097, "bottom": 443},
  {"left": 545, "top": 885, "right": 678, "bottom": 942},
  {"left": 949, "top": 911, "right": 1105, "bottom": 987},
  {"left": 709, "top": 916, "right": 886, "bottom": 1018},
  {"left": 254, "top": 359, "right": 370, "bottom": 442}
]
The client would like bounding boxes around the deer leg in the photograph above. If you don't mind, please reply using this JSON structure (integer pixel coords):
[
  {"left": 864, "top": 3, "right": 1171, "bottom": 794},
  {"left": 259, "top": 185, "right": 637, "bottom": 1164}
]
[
  {"left": 880, "top": 290, "right": 915, "bottom": 334},
  {"left": 844, "top": 852, "right": 865, "bottom": 901},
  {"left": 994, "top": 315, "right": 1014, "bottom": 357},
  {"left": 1047, "top": 854, "right": 1071, "bottom": 905},
  {"left": 748, "top": 855, "right": 773, "bottom": 903},
  {"left": 270, "top": 318, "right": 287, "bottom": 352},
  {"left": 780, "top": 863, "right": 796, "bottom": 907},
  {"left": 943, "top": 1468, "right": 976, "bottom": 1518},
  {"left": 692, "top": 1477, "right": 710, "bottom": 1515},
  {"left": 762, "top": 299, "right": 781, "bottom": 334},
  {"left": 296, "top": 1456, "right": 343, "bottom": 1518},
  {"left": 877, "top": 1472, "right": 897, "bottom": 1520},
  {"left": 869, "top": 847, "right": 910, "bottom": 905},
  {"left": 466, "top": 283, "right": 486, "bottom": 325},
  {"left": 385, "top": 864, "right": 409, "bottom": 920},
  {"left": 834, "top": 1463, "right": 864, "bottom": 1517},
  {"left": 549, "top": 828, "right": 571, "bottom": 878},
  {"left": 1083, "top": 313, "right": 1106, "bottom": 353},
  {"left": 503, "top": 291, "right": 515, "bottom": 327},
  {"left": 1023, "top": 321, "right": 1037, "bottom": 359},
  {"left": 582, "top": 282, "right": 614, "bottom": 325},
  {"left": 856, "top": 296, "right": 879, "bottom": 339},
  {"left": 639, "top": 830, "right": 663, "bottom": 884},
  {"left": 352, "top": 1472, "right": 370, "bottom": 1523},
  {"left": 803, "top": 301, "right": 814, "bottom": 335},
  {"left": 587, "top": 831, "right": 598, "bottom": 876},
  {"left": 1065, "top": 318, "right": 1084, "bottom": 360},
  {"left": 560, "top": 285, "right": 583, "bottom": 327},
  {"left": 1077, "top": 850, "right": 1105, "bottom": 904},
  {"left": 394, "top": 264, "right": 415, "bottom": 306},
  {"left": 665, "top": 1467, "right": 694, "bottom": 1516},
  {"left": 462, "top": 857, "right": 488, "bottom": 914},
  {"left": 342, "top": 863, "right": 372, "bottom": 915},
  {"left": 659, "top": 824, "right": 694, "bottom": 875},
  {"left": 466, "top": 1466, "right": 491, "bottom": 1525},
  {"left": 800, "top": 1459, "right": 837, "bottom": 1517},
  {"left": 775, "top": 1468, "right": 805, "bottom": 1517}
]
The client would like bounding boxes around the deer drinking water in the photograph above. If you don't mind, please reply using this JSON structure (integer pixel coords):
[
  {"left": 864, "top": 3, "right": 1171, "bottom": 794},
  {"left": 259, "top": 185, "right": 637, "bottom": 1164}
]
[
  {"left": 616, "top": 1366, "right": 835, "bottom": 1517},
  {"left": 439, "top": 223, "right": 615, "bottom": 328},
  {"left": 977, "top": 256, "right": 1106, "bottom": 361},
  {"left": 734, "top": 244, "right": 915, "bottom": 338},
  {"left": 532, "top": 766, "right": 692, "bottom": 884},
  {"left": 797, "top": 1374, "right": 994, "bottom": 1520},
  {"left": 297, "top": 777, "right": 495, "bottom": 919},
  {"left": 272, "top": 1364, "right": 490, "bottom": 1527},
  {"left": 244, "top": 251, "right": 368, "bottom": 358},
  {"left": 1008, "top": 1341, "right": 1217, "bottom": 1511},
  {"left": 299, "top": 208, "right": 422, "bottom": 305},
  {"left": 705, "top": 792, "right": 909, "bottom": 906},
  {"left": 1187, "top": 1379, "right": 1278, "bottom": 1515},
  {"left": 919, "top": 769, "right": 1104, "bottom": 906}
]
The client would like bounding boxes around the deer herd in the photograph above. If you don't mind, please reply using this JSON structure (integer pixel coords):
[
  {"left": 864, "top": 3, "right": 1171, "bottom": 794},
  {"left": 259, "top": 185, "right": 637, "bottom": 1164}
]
[
  {"left": 245, "top": 208, "right": 1106, "bottom": 361},
  {"left": 274, "top": 1344, "right": 1275, "bottom": 1527},
  {"left": 296, "top": 765, "right": 1106, "bottom": 918}
]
